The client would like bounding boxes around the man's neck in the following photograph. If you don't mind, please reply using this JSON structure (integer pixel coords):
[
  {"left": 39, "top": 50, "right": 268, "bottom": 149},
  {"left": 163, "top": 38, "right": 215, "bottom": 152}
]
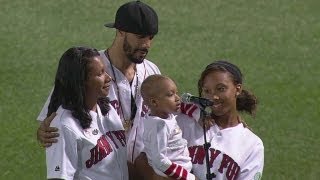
[{"left": 107, "top": 46, "right": 136, "bottom": 82}]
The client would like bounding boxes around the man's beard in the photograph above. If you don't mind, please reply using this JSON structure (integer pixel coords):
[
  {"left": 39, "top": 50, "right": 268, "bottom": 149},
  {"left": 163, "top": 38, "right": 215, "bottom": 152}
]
[{"left": 123, "top": 36, "right": 148, "bottom": 64}]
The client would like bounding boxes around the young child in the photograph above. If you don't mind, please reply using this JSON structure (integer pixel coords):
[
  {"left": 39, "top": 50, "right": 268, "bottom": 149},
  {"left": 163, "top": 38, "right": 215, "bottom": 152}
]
[{"left": 140, "top": 74, "right": 196, "bottom": 180}]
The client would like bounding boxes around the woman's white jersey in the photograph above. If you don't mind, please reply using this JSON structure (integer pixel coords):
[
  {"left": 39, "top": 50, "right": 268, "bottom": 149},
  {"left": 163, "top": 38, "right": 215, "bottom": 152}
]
[
  {"left": 46, "top": 105, "right": 128, "bottom": 180},
  {"left": 177, "top": 113, "right": 264, "bottom": 180}
]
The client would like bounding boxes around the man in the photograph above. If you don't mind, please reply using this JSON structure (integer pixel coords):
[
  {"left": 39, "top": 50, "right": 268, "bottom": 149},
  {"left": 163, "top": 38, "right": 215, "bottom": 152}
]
[{"left": 37, "top": 1, "right": 160, "bottom": 178}]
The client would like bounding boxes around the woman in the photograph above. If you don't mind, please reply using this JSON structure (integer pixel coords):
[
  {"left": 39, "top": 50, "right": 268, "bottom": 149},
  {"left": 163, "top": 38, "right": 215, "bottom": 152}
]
[{"left": 45, "top": 46, "right": 128, "bottom": 180}]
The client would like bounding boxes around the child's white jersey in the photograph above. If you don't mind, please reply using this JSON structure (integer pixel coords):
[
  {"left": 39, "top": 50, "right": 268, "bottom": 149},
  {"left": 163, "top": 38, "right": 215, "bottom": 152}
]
[
  {"left": 177, "top": 113, "right": 264, "bottom": 180},
  {"left": 143, "top": 113, "right": 195, "bottom": 180},
  {"left": 46, "top": 105, "right": 128, "bottom": 180},
  {"left": 37, "top": 50, "right": 161, "bottom": 163}
]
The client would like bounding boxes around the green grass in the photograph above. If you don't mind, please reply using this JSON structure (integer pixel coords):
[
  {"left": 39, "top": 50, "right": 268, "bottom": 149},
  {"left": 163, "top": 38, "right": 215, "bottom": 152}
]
[{"left": 1, "top": 0, "right": 319, "bottom": 179}]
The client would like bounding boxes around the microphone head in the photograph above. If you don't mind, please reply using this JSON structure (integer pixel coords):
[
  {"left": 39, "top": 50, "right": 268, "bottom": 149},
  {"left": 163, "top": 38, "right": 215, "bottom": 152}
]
[{"left": 181, "top": 93, "right": 192, "bottom": 103}]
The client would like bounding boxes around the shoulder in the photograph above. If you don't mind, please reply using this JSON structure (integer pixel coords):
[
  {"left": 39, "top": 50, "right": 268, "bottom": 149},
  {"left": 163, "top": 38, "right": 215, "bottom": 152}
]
[
  {"left": 138, "top": 59, "right": 161, "bottom": 74},
  {"left": 103, "top": 105, "right": 124, "bottom": 131},
  {"left": 52, "top": 107, "right": 82, "bottom": 137},
  {"left": 53, "top": 107, "right": 77, "bottom": 127},
  {"left": 144, "top": 115, "right": 168, "bottom": 130},
  {"left": 241, "top": 126, "right": 264, "bottom": 147},
  {"left": 144, "top": 115, "right": 165, "bottom": 125}
]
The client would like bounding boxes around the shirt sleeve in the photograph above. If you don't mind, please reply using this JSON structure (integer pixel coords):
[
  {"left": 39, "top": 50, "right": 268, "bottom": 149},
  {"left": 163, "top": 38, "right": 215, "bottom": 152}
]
[
  {"left": 237, "top": 140, "right": 264, "bottom": 180},
  {"left": 148, "top": 120, "right": 195, "bottom": 180},
  {"left": 37, "top": 88, "right": 53, "bottom": 121},
  {"left": 144, "top": 59, "right": 161, "bottom": 75},
  {"left": 179, "top": 102, "right": 200, "bottom": 122},
  {"left": 46, "top": 119, "right": 78, "bottom": 180}
]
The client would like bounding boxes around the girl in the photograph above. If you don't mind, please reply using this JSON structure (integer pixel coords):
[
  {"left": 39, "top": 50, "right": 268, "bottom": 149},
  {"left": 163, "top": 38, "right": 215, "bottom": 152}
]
[{"left": 177, "top": 60, "right": 264, "bottom": 180}]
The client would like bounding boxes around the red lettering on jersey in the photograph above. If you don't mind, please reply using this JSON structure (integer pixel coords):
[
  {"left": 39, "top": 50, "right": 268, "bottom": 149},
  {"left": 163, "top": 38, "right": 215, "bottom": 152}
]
[
  {"left": 209, "top": 148, "right": 221, "bottom": 167},
  {"left": 180, "top": 103, "right": 197, "bottom": 118},
  {"left": 226, "top": 161, "right": 240, "bottom": 180},
  {"left": 190, "top": 146, "right": 240, "bottom": 180},
  {"left": 98, "top": 136, "right": 113, "bottom": 161},
  {"left": 189, "top": 146, "right": 205, "bottom": 164},
  {"left": 217, "top": 154, "right": 240, "bottom": 180},
  {"left": 189, "top": 146, "right": 197, "bottom": 162},
  {"left": 106, "top": 132, "right": 119, "bottom": 149},
  {"left": 110, "top": 100, "right": 120, "bottom": 115},
  {"left": 85, "top": 136, "right": 113, "bottom": 168},
  {"left": 86, "top": 146, "right": 98, "bottom": 168},
  {"left": 112, "top": 130, "right": 126, "bottom": 147},
  {"left": 218, "top": 154, "right": 232, "bottom": 173}
]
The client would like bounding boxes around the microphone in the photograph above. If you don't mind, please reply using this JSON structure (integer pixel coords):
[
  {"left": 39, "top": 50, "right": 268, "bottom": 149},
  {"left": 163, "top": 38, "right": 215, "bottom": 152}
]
[{"left": 181, "top": 93, "right": 214, "bottom": 107}]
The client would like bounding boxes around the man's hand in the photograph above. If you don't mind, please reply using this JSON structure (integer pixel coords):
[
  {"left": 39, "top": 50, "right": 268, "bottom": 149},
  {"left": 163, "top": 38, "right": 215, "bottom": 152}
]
[
  {"left": 134, "top": 152, "right": 175, "bottom": 180},
  {"left": 37, "top": 112, "right": 59, "bottom": 148}
]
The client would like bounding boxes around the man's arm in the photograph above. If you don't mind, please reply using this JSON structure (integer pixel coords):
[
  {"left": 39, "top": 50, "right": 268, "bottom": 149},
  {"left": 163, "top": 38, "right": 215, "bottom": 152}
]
[
  {"left": 135, "top": 152, "right": 175, "bottom": 180},
  {"left": 37, "top": 112, "right": 59, "bottom": 147}
]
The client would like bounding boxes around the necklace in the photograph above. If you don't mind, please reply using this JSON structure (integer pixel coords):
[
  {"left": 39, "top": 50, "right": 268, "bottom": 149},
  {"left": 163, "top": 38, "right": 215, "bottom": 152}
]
[{"left": 104, "top": 50, "right": 140, "bottom": 131}]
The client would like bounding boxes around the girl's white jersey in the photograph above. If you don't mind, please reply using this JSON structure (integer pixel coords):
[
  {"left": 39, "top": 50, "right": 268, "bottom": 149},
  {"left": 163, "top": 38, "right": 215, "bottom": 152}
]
[
  {"left": 46, "top": 105, "right": 128, "bottom": 180},
  {"left": 37, "top": 50, "right": 161, "bottom": 163},
  {"left": 143, "top": 113, "right": 195, "bottom": 180},
  {"left": 177, "top": 113, "right": 264, "bottom": 180}
]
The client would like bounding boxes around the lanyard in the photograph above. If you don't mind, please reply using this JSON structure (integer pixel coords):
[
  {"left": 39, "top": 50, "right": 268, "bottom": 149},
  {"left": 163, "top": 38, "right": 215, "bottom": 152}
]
[{"left": 104, "top": 50, "right": 142, "bottom": 131}]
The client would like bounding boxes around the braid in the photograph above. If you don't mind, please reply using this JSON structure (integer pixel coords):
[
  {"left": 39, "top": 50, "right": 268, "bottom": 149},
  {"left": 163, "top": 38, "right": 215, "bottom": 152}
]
[
  {"left": 236, "top": 89, "right": 258, "bottom": 116},
  {"left": 97, "top": 97, "right": 110, "bottom": 116}
]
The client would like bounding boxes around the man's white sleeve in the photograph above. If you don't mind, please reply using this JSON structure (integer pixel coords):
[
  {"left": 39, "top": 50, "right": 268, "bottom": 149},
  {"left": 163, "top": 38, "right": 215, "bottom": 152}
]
[{"left": 37, "top": 88, "right": 53, "bottom": 121}]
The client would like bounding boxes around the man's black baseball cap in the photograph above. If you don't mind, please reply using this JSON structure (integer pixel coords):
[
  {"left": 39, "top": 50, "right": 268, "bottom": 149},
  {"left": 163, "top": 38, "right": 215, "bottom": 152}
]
[{"left": 104, "top": 1, "right": 158, "bottom": 35}]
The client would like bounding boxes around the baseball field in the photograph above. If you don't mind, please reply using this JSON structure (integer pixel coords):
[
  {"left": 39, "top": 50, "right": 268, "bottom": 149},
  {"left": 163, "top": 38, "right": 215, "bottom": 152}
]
[{"left": 1, "top": 0, "right": 319, "bottom": 179}]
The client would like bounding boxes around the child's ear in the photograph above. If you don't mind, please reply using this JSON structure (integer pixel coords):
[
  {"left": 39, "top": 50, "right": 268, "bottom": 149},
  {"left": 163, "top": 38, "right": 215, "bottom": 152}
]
[{"left": 150, "top": 98, "right": 157, "bottom": 106}]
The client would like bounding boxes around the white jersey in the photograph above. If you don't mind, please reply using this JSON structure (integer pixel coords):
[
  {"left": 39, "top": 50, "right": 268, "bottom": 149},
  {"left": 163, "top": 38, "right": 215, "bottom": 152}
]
[
  {"left": 143, "top": 113, "right": 195, "bottom": 180},
  {"left": 177, "top": 113, "right": 264, "bottom": 180},
  {"left": 46, "top": 105, "right": 128, "bottom": 180},
  {"left": 37, "top": 49, "right": 161, "bottom": 163},
  {"left": 99, "top": 50, "right": 161, "bottom": 162}
]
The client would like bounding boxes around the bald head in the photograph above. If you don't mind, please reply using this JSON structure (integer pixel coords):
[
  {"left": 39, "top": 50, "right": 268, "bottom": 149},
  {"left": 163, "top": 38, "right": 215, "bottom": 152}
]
[{"left": 141, "top": 74, "right": 172, "bottom": 105}]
